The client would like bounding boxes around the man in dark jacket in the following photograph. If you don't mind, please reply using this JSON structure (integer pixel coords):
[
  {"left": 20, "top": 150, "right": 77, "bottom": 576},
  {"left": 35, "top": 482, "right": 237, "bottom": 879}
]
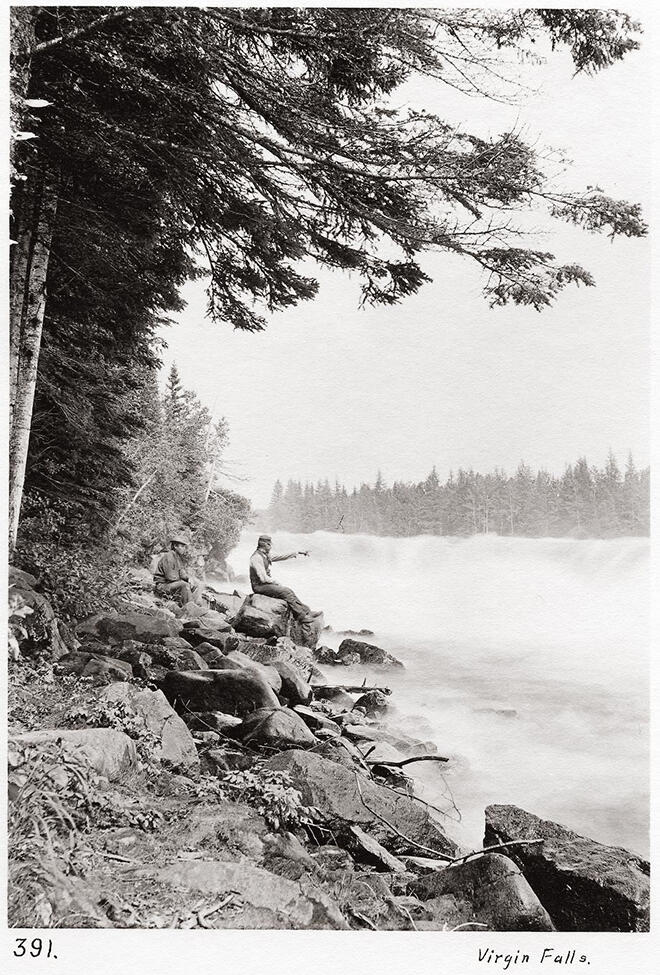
[
  {"left": 154, "top": 532, "right": 203, "bottom": 606},
  {"left": 249, "top": 534, "right": 321, "bottom": 623}
]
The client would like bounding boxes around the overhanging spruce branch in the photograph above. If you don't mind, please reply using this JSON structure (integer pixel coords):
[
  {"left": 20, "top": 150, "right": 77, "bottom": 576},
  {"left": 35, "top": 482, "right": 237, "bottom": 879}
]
[{"left": 17, "top": 9, "right": 139, "bottom": 63}]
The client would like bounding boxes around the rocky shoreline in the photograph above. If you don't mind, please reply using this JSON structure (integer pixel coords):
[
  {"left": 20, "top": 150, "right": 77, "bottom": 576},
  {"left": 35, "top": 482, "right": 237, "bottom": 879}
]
[{"left": 8, "top": 566, "right": 649, "bottom": 931}]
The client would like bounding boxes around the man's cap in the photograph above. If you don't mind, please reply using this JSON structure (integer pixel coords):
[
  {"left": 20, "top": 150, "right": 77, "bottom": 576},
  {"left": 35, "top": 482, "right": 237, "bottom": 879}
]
[
  {"left": 170, "top": 531, "right": 191, "bottom": 546},
  {"left": 258, "top": 534, "right": 272, "bottom": 544}
]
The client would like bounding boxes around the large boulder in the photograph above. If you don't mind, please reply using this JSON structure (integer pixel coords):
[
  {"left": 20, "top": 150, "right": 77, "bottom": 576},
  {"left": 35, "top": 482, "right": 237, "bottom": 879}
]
[
  {"left": 184, "top": 627, "right": 234, "bottom": 651},
  {"left": 261, "top": 831, "right": 319, "bottom": 881},
  {"left": 209, "top": 592, "right": 244, "bottom": 617},
  {"left": 99, "top": 683, "right": 198, "bottom": 768},
  {"left": 337, "top": 638, "right": 404, "bottom": 670},
  {"left": 233, "top": 595, "right": 323, "bottom": 649},
  {"left": 289, "top": 613, "right": 324, "bottom": 650},
  {"left": 197, "top": 651, "right": 244, "bottom": 672},
  {"left": 10, "top": 728, "right": 137, "bottom": 780},
  {"left": 10, "top": 860, "right": 113, "bottom": 928},
  {"left": 293, "top": 705, "right": 341, "bottom": 735},
  {"left": 313, "top": 645, "right": 338, "bottom": 665},
  {"left": 353, "top": 689, "right": 390, "bottom": 716},
  {"left": 233, "top": 594, "right": 289, "bottom": 639},
  {"left": 272, "top": 661, "right": 312, "bottom": 705},
  {"left": 411, "top": 853, "right": 554, "bottom": 931},
  {"left": 313, "top": 685, "right": 356, "bottom": 709},
  {"left": 77, "top": 610, "right": 180, "bottom": 645},
  {"left": 8, "top": 577, "right": 69, "bottom": 660},
  {"left": 114, "top": 646, "right": 153, "bottom": 679},
  {"left": 146, "top": 643, "right": 205, "bottom": 670},
  {"left": 56, "top": 650, "right": 133, "bottom": 681},
  {"left": 198, "top": 609, "right": 232, "bottom": 629},
  {"left": 233, "top": 707, "right": 317, "bottom": 748},
  {"left": 76, "top": 640, "right": 152, "bottom": 677},
  {"left": 160, "top": 669, "right": 280, "bottom": 717},
  {"left": 9, "top": 565, "right": 39, "bottom": 588},
  {"left": 162, "top": 636, "right": 195, "bottom": 650},
  {"left": 343, "top": 824, "right": 408, "bottom": 873},
  {"left": 484, "top": 804, "right": 650, "bottom": 932},
  {"left": 342, "top": 723, "right": 434, "bottom": 756},
  {"left": 167, "top": 648, "right": 207, "bottom": 671},
  {"left": 268, "top": 750, "right": 457, "bottom": 857},
  {"left": 195, "top": 647, "right": 228, "bottom": 668},
  {"left": 223, "top": 633, "right": 271, "bottom": 657},
  {"left": 149, "top": 858, "right": 347, "bottom": 929},
  {"left": 225, "top": 650, "right": 282, "bottom": 693},
  {"left": 184, "top": 711, "right": 242, "bottom": 734}
]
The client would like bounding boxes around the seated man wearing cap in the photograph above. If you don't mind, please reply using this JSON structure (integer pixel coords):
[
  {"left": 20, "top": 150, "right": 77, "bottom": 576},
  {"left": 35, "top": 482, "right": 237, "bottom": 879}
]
[
  {"left": 249, "top": 535, "right": 321, "bottom": 624},
  {"left": 154, "top": 532, "right": 203, "bottom": 606}
]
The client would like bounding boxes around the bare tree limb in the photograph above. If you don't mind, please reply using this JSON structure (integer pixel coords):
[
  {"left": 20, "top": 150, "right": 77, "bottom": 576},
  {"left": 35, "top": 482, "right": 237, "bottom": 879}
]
[
  {"left": 353, "top": 771, "right": 451, "bottom": 861},
  {"left": 445, "top": 838, "right": 543, "bottom": 867},
  {"left": 367, "top": 754, "right": 449, "bottom": 768}
]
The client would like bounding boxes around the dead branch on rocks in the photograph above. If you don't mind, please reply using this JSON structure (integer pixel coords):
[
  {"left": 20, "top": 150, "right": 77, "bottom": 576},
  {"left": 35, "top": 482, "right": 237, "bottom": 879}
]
[
  {"left": 397, "top": 902, "right": 418, "bottom": 931},
  {"left": 367, "top": 754, "right": 449, "bottom": 768},
  {"left": 98, "top": 851, "right": 138, "bottom": 864},
  {"left": 197, "top": 892, "right": 239, "bottom": 928},
  {"left": 380, "top": 781, "right": 459, "bottom": 824},
  {"left": 314, "top": 684, "right": 392, "bottom": 695},
  {"left": 305, "top": 735, "right": 372, "bottom": 775},
  {"left": 445, "top": 838, "right": 543, "bottom": 868},
  {"left": 353, "top": 772, "right": 451, "bottom": 862},
  {"left": 178, "top": 698, "right": 261, "bottom": 756}
]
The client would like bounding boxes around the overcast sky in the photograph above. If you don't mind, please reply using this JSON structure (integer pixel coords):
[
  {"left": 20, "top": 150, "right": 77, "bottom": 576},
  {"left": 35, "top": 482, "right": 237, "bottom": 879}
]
[{"left": 159, "top": 21, "right": 651, "bottom": 510}]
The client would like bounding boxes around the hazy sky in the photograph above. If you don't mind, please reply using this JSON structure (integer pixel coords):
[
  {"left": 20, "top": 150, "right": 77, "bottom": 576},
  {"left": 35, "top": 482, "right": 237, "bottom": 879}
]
[{"left": 159, "top": 21, "right": 651, "bottom": 510}]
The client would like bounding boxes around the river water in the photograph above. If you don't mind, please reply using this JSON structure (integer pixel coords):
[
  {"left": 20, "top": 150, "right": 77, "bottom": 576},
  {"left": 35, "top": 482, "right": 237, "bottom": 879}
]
[{"left": 227, "top": 532, "right": 649, "bottom": 857}]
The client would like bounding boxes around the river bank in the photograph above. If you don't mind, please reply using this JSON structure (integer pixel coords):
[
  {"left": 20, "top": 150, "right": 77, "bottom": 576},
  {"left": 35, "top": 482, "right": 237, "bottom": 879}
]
[{"left": 8, "top": 562, "right": 649, "bottom": 931}]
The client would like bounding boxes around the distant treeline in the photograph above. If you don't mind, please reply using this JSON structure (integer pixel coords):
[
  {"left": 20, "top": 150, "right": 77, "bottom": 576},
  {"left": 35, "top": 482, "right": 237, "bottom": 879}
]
[{"left": 266, "top": 454, "right": 649, "bottom": 538}]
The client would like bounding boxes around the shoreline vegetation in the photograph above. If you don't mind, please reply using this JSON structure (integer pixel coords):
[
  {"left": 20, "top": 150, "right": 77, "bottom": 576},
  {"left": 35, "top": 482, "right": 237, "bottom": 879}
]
[{"left": 8, "top": 563, "right": 649, "bottom": 931}]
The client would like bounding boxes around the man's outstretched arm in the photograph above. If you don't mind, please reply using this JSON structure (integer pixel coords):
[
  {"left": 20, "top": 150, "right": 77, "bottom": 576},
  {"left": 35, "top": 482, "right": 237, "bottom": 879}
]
[{"left": 271, "top": 550, "right": 310, "bottom": 562}]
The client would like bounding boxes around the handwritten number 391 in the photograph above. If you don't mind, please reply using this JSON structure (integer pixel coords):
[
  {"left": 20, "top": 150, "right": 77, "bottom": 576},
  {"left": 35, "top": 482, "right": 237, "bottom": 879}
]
[{"left": 13, "top": 938, "right": 55, "bottom": 958}]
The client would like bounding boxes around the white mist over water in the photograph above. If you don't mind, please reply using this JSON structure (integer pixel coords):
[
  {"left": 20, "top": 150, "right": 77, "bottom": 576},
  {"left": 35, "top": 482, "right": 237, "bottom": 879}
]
[{"left": 228, "top": 532, "right": 649, "bottom": 857}]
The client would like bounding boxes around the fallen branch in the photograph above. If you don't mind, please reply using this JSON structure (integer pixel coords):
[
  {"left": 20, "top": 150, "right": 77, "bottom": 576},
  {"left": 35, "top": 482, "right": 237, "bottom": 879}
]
[
  {"left": 380, "top": 781, "right": 460, "bottom": 824},
  {"left": 314, "top": 684, "right": 392, "bottom": 695},
  {"left": 304, "top": 733, "right": 373, "bottom": 775},
  {"left": 197, "top": 892, "right": 238, "bottom": 928},
  {"left": 367, "top": 754, "right": 449, "bottom": 768},
  {"left": 177, "top": 698, "right": 261, "bottom": 756},
  {"left": 97, "top": 851, "right": 138, "bottom": 864},
  {"left": 353, "top": 772, "right": 451, "bottom": 862},
  {"left": 446, "top": 838, "right": 543, "bottom": 867},
  {"left": 397, "top": 902, "right": 418, "bottom": 931}
]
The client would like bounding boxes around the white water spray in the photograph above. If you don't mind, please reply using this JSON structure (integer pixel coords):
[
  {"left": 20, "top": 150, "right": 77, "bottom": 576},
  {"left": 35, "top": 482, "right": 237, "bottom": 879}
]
[{"left": 229, "top": 531, "right": 649, "bottom": 856}]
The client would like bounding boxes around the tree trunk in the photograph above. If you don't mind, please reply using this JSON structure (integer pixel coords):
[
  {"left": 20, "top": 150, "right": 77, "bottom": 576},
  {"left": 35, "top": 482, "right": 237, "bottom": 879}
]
[
  {"left": 8, "top": 175, "right": 59, "bottom": 552},
  {"left": 9, "top": 7, "right": 38, "bottom": 417},
  {"left": 9, "top": 183, "right": 40, "bottom": 422},
  {"left": 10, "top": 7, "right": 36, "bottom": 170}
]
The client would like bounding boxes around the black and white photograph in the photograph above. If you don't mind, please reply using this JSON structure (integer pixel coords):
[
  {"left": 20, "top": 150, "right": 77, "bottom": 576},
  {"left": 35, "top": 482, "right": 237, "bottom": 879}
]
[{"left": 4, "top": 2, "right": 656, "bottom": 971}]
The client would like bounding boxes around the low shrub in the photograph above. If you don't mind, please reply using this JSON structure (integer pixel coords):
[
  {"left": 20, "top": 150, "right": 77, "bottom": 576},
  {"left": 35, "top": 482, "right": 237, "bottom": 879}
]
[
  {"left": 65, "top": 700, "right": 161, "bottom": 764},
  {"left": 221, "top": 764, "right": 319, "bottom": 832}
]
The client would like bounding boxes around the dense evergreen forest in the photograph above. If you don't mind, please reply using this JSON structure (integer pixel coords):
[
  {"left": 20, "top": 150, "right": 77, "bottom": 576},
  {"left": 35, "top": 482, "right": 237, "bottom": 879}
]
[{"left": 266, "top": 454, "right": 649, "bottom": 538}]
